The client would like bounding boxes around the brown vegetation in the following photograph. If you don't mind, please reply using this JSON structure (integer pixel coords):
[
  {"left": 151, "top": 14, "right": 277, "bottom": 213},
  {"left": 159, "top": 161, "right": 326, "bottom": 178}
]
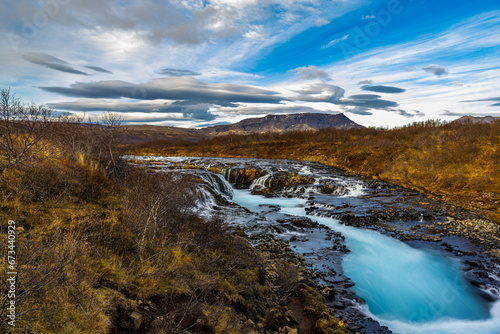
[
  {"left": 0, "top": 89, "right": 345, "bottom": 333},
  {"left": 129, "top": 119, "right": 500, "bottom": 222}
]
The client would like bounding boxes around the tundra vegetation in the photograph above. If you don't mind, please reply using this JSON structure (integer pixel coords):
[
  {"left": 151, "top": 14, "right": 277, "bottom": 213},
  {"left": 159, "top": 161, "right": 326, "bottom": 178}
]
[
  {"left": 130, "top": 119, "right": 500, "bottom": 222},
  {"left": 0, "top": 89, "right": 345, "bottom": 333}
]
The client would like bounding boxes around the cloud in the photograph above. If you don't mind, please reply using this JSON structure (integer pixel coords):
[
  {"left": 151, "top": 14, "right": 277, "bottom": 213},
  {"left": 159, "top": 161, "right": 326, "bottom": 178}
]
[
  {"left": 423, "top": 64, "right": 448, "bottom": 77},
  {"left": 315, "top": 18, "right": 330, "bottom": 27},
  {"left": 461, "top": 97, "right": 500, "bottom": 103},
  {"left": 357, "top": 79, "right": 373, "bottom": 85},
  {"left": 47, "top": 99, "right": 216, "bottom": 120},
  {"left": 47, "top": 99, "right": 179, "bottom": 113},
  {"left": 348, "top": 94, "right": 381, "bottom": 100},
  {"left": 156, "top": 68, "right": 200, "bottom": 76},
  {"left": 85, "top": 66, "right": 113, "bottom": 74},
  {"left": 22, "top": 53, "right": 89, "bottom": 75},
  {"left": 292, "top": 83, "right": 403, "bottom": 111},
  {"left": 39, "top": 77, "right": 287, "bottom": 104},
  {"left": 361, "top": 85, "right": 406, "bottom": 94},
  {"left": 289, "top": 65, "right": 331, "bottom": 81},
  {"left": 219, "top": 105, "right": 335, "bottom": 116},
  {"left": 460, "top": 96, "right": 500, "bottom": 108},
  {"left": 44, "top": 78, "right": 410, "bottom": 123},
  {"left": 449, "top": 81, "right": 464, "bottom": 87},
  {"left": 197, "top": 121, "right": 233, "bottom": 127},
  {"left": 338, "top": 98, "right": 399, "bottom": 109},
  {"left": 291, "top": 83, "right": 345, "bottom": 102},
  {"left": 362, "top": 15, "right": 376, "bottom": 20},
  {"left": 322, "top": 34, "right": 349, "bottom": 49},
  {"left": 393, "top": 109, "right": 420, "bottom": 118},
  {"left": 341, "top": 106, "right": 373, "bottom": 116}
]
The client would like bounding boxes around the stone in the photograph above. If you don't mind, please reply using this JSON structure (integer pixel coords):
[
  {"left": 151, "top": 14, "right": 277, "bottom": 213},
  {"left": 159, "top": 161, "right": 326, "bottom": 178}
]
[
  {"left": 130, "top": 311, "right": 142, "bottom": 330},
  {"left": 333, "top": 302, "right": 346, "bottom": 309},
  {"left": 297, "top": 254, "right": 305, "bottom": 261}
]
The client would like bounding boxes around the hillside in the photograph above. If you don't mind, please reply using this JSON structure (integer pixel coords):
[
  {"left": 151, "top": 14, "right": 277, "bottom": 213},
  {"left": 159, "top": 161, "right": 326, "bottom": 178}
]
[
  {"left": 201, "top": 113, "right": 363, "bottom": 136},
  {"left": 451, "top": 115, "right": 499, "bottom": 125},
  {"left": 117, "top": 124, "right": 207, "bottom": 144}
]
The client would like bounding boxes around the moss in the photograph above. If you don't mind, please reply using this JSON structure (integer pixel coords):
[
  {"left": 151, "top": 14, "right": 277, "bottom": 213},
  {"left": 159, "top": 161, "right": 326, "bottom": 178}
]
[{"left": 299, "top": 284, "right": 346, "bottom": 334}]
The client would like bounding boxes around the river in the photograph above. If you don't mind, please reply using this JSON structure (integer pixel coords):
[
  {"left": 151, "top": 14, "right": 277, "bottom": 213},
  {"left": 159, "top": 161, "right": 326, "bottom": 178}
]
[{"left": 127, "top": 156, "right": 500, "bottom": 334}]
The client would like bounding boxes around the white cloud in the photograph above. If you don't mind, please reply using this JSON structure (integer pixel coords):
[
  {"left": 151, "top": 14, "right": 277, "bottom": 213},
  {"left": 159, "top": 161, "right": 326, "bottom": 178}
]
[
  {"left": 289, "top": 65, "right": 331, "bottom": 81},
  {"left": 322, "top": 34, "right": 349, "bottom": 49},
  {"left": 315, "top": 18, "right": 330, "bottom": 26}
]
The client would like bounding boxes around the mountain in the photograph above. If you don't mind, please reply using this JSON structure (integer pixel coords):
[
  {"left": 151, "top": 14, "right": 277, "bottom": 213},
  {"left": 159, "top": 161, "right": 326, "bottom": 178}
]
[
  {"left": 118, "top": 113, "right": 363, "bottom": 144},
  {"left": 201, "top": 113, "right": 363, "bottom": 136},
  {"left": 451, "top": 115, "right": 499, "bottom": 125}
]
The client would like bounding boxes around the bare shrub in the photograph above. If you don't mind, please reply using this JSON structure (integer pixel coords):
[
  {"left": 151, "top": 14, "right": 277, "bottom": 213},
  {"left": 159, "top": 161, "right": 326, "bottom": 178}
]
[{"left": 0, "top": 88, "right": 54, "bottom": 167}]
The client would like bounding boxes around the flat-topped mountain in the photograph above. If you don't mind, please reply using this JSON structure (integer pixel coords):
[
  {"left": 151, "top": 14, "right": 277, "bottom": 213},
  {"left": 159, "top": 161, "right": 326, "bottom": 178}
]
[
  {"left": 118, "top": 113, "right": 363, "bottom": 144},
  {"left": 201, "top": 113, "right": 363, "bottom": 136}
]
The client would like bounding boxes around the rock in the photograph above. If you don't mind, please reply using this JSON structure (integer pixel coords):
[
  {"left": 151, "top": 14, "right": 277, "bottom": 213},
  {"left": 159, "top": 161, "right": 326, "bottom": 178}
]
[
  {"left": 234, "top": 229, "right": 246, "bottom": 237},
  {"left": 297, "top": 254, "right": 305, "bottom": 261},
  {"left": 130, "top": 311, "right": 142, "bottom": 330},
  {"left": 284, "top": 310, "right": 297, "bottom": 323},
  {"left": 289, "top": 217, "right": 318, "bottom": 228},
  {"left": 290, "top": 235, "right": 297, "bottom": 241},
  {"left": 333, "top": 301, "right": 346, "bottom": 309}
]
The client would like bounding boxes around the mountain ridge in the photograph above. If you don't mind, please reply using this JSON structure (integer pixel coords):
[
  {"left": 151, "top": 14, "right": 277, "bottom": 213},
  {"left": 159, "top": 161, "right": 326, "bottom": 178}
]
[
  {"left": 201, "top": 113, "right": 363, "bottom": 136},
  {"left": 118, "top": 113, "right": 363, "bottom": 144}
]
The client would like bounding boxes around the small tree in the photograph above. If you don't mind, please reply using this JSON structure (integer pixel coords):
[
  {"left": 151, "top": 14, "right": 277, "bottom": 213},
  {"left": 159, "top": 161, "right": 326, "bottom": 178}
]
[
  {"left": 0, "top": 88, "right": 53, "bottom": 167},
  {"left": 55, "top": 112, "right": 124, "bottom": 178}
]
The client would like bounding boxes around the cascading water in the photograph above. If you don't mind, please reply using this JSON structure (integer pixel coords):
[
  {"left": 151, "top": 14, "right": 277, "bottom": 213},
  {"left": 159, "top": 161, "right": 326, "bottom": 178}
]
[
  {"left": 222, "top": 168, "right": 238, "bottom": 184},
  {"left": 199, "top": 172, "right": 234, "bottom": 198},
  {"left": 249, "top": 173, "right": 273, "bottom": 190}
]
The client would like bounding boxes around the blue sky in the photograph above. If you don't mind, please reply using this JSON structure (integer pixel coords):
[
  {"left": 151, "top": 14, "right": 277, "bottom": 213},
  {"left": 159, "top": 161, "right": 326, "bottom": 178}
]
[{"left": 1, "top": 0, "right": 499, "bottom": 128}]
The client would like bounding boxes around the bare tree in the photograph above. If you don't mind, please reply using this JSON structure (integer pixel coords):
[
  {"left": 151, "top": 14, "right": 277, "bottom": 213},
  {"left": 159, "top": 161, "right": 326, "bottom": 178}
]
[
  {"left": 96, "top": 112, "right": 124, "bottom": 177},
  {"left": 0, "top": 88, "right": 53, "bottom": 167},
  {"left": 55, "top": 112, "right": 124, "bottom": 178}
]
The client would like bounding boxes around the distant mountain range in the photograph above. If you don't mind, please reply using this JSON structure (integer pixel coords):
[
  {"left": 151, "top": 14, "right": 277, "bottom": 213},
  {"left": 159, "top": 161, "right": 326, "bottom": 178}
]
[
  {"left": 118, "top": 113, "right": 363, "bottom": 144},
  {"left": 450, "top": 115, "right": 499, "bottom": 125}
]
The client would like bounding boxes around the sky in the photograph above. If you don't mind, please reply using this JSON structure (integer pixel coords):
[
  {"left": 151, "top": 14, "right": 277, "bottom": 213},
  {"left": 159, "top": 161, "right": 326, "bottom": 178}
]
[{"left": 1, "top": 0, "right": 499, "bottom": 128}]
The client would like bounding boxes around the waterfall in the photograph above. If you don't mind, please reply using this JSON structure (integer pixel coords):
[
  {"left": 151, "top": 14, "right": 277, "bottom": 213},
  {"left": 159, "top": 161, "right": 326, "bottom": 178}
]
[
  {"left": 199, "top": 172, "right": 234, "bottom": 198},
  {"left": 249, "top": 173, "right": 273, "bottom": 190},
  {"left": 222, "top": 168, "right": 238, "bottom": 184}
]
